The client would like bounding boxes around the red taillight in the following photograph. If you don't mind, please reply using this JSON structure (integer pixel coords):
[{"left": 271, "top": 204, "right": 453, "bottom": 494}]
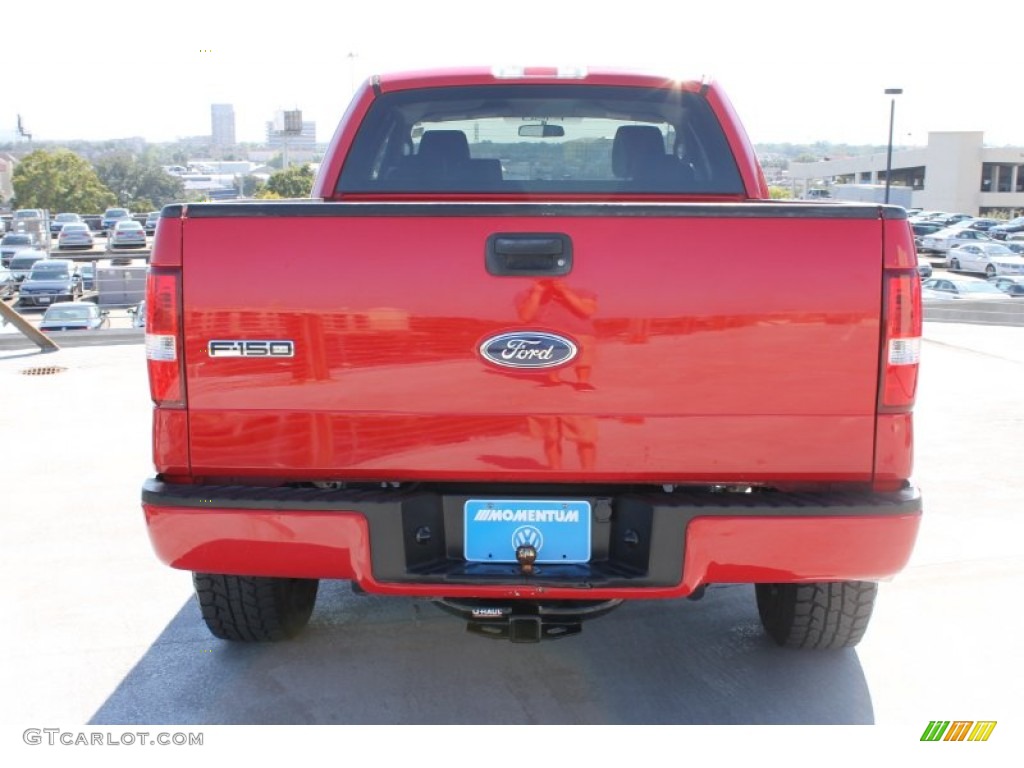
[
  {"left": 880, "top": 271, "right": 922, "bottom": 410},
  {"left": 146, "top": 268, "right": 186, "bottom": 408}
]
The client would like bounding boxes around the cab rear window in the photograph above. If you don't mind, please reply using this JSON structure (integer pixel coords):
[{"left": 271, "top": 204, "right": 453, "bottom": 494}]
[{"left": 337, "top": 84, "right": 744, "bottom": 196}]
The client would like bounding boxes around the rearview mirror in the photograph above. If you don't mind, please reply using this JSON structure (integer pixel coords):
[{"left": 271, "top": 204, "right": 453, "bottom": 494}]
[{"left": 518, "top": 124, "right": 565, "bottom": 138}]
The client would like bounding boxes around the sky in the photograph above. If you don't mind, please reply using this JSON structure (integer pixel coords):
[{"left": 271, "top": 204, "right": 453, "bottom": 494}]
[{"left": 6, "top": 0, "right": 1024, "bottom": 149}]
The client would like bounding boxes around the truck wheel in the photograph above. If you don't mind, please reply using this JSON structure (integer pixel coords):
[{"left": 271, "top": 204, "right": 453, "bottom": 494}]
[
  {"left": 755, "top": 581, "right": 877, "bottom": 650},
  {"left": 192, "top": 573, "right": 319, "bottom": 641}
]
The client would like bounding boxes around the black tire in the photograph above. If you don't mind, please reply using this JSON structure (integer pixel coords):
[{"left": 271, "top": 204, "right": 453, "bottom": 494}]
[
  {"left": 192, "top": 572, "right": 319, "bottom": 641},
  {"left": 755, "top": 581, "right": 877, "bottom": 650},
  {"left": 986, "top": 265, "right": 997, "bottom": 277},
  {"left": 949, "top": 258, "right": 960, "bottom": 271}
]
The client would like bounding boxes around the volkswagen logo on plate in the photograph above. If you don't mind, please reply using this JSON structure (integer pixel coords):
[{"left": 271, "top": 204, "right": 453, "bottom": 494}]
[
  {"left": 479, "top": 331, "right": 578, "bottom": 369},
  {"left": 512, "top": 525, "right": 544, "bottom": 552}
]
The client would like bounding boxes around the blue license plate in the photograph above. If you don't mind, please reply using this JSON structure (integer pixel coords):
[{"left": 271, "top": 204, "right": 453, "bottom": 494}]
[{"left": 464, "top": 499, "right": 591, "bottom": 564}]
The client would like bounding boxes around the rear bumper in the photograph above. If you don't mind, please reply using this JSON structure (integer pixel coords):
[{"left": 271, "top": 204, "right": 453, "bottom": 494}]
[{"left": 141, "top": 479, "right": 922, "bottom": 600}]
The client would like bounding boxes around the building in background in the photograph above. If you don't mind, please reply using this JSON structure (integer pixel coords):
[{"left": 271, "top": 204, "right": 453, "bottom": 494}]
[
  {"left": 788, "top": 131, "right": 1024, "bottom": 216},
  {"left": 265, "top": 120, "right": 317, "bottom": 152},
  {"left": 0, "top": 154, "right": 15, "bottom": 204},
  {"left": 211, "top": 104, "right": 236, "bottom": 148}
]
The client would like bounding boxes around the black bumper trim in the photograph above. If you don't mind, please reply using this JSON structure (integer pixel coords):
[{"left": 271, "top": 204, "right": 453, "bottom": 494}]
[{"left": 143, "top": 479, "right": 921, "bottom": 588}]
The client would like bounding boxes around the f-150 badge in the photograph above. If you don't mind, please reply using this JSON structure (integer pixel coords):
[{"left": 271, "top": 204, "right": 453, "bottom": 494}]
[
  {"left": 479, "top": 332, "right": 577, "bottom": 369},
  {"left": 208, "top": 340, "right": 295, "bottom": 357}
]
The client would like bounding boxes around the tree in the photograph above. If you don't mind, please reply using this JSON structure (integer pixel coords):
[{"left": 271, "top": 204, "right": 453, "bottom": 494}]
[
  {"left": 264, "top": 164, "right": 315, "bottom": 199},
  {"left": 93, "top": 152, "right": 185, "bottom": 211},
  {"left": 12, "top": 149, "right": 116, "bottom": 213}
]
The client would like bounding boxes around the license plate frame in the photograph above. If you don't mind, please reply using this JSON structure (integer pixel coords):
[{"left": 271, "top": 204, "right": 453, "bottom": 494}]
[{"left": 464, "top": 499, "right": 591, "bottom": 564}]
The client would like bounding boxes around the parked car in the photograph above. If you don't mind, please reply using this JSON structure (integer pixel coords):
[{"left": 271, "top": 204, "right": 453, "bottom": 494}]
[
  {"left": 916, "top": 256, "right": 933, "bottom": 279},
  {"left": 910, "top": 211, "right": 965, "bottom": 226},
  {"left": 988, "top": 217, "right": 1024, "bottom": 240},
  {"left": 912, "top": 221, "right": 944, "bottom": 238},
  {"left": 912, "top": 221, "right": 944, "bottom": 250},
  {"left": 919, "top": 226, "right": 992, "bottom": 254},
  {"left": 79, "top": 263, "right": 96, "bottom": 291},
  {"left": 81, "top": 214, "right": 104, "bottom": 233},
  {"left": 1, "top": 233, "right": 43, "bottom": 267},
  {"left": 921, "top": 277, "right": 1009, "bottom": 300},
  {"left": 801, "top": 189, "right": 832, "bottom": 200},
  {"left": 17, "top": 259, "right": 82, "bottom": 307},
  {"left": 144, "top": 211, "right": 160, "bottom": 235},
  {"left": 946, "top": 243, "right": 1024, "bottom": 276},
  {"left": 988, "top": 275, "right": 1024, "bottom": 297},
  {"left": 966, "top": 218, "right": 1001, "bottom": 231},
  {"left": 38, "top": 302, "right": 109, "bottom": 331},
  {"left": 139, "top": 69, "right": 928, "bottom": 651},
  {"left": 8, "top": 252, "right": 49, "bottom": 282},
  {"left": 101, "top": 207, "right": 133, "bottom": 232},
  {"left": 13, "top": 209, "right": 46, "bottom": 230},
  {"left": 107, "top": 220, "right": 147, "bottom": 249},
  {"left": 0, "top": 266, "right": 16, "bottom": 299},
  {"left": 50, "top": 212, "right": 83, "bottom": 236},
  {"left": 128, "top": 299, "right": 146, "bottom": 328},
  {"left": 57, "top": 222, "right": 96, "bottom": 250},
  {"left": 932, "top": 213, "right": 974, "bottom": 226}
]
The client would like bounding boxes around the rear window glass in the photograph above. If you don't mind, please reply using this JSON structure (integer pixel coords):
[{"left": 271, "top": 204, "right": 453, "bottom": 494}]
[
  {"left": 336, "top": 84, "right": 744, "bottom": 196},
  {"left": 33, "top": 262, "right": 67, "bottom": 270},
  {"left": 45, "top": 307, "right": 94, "bottom": 320},
  {"left": 30, "top": 267, "right": 70, "bottom": 278}
]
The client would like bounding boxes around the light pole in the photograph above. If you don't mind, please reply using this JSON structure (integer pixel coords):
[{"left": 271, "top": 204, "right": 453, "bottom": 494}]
[{"left": 884, "top": 88, "right": 903, "bottom": 204}]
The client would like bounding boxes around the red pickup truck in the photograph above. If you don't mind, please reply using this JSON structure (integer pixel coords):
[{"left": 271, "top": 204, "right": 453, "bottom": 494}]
[{"left": 142, "top": 67, "right": 922, "bottom": 648}]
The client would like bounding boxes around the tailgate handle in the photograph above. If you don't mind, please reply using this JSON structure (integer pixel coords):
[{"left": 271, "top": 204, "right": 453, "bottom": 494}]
[{"left": 486, "top": 233, "right": 573, "bottom": 276}]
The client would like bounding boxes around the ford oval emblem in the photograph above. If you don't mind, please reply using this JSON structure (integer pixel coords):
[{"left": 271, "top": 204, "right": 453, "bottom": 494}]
[{"left": 479, "top": 331, "right": 578, "bottom": 369}]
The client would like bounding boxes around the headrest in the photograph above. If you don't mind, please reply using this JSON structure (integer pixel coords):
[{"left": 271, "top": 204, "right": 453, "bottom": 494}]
[
  {"left": 418, "top": 130, "right": 471, "bottom": 162},
  {"left": 612, "top": 125, "right": 667, "bottom": 178}
]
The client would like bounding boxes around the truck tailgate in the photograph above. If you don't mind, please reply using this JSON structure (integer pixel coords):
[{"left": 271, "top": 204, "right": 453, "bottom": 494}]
[{"left": 180, "top": 204, "right": 885, "bottom": 483}]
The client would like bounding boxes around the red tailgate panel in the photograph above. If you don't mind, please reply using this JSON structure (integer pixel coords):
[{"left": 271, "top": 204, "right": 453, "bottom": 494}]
[{"left": 180, "top": 212, "right": 882, "bottom": 483}]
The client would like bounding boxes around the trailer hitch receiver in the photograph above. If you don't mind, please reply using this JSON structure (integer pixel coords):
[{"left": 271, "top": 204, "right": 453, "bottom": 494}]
[{"left": 433, "top": 598, "right": 623, "bottom": 643}]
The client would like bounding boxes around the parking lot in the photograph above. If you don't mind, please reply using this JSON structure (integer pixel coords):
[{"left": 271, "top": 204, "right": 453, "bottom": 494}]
[
  {"left": 0, "top": 321, "right": 1020, "bottom": 760},
  {"left": 2, "top": 228, "right": 147, "bottom": 335}
]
